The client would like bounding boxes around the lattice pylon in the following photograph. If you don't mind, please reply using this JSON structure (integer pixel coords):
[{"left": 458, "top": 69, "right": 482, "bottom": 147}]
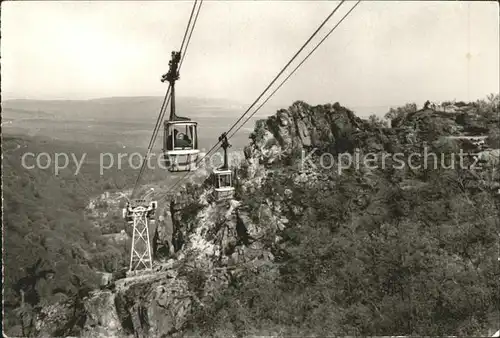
[{"left": 129, "top": 206, "right": 153, "bottom": 271}]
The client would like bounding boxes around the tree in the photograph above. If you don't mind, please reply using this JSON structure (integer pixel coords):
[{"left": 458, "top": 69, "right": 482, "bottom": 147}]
[
  {"left": 14, "top": 259, "right": 55, "bottom": 307},
  {"left": 12, "top": 259, "right": 55, "bottom": 336},
  {"left": 486, "top": 93, "right": 499, "bottom": 111},
  {"left": 487, "top": 128, "right": 500, "bottom": 148},
  {"left": 368, "top": 114, "right": 389, "bottom": 128},
  {"left": 476, "top": 93, "right": 499, "bottom": 120},
  {"left": 384, "top": 103, "right": 418, "bottom": 126}
]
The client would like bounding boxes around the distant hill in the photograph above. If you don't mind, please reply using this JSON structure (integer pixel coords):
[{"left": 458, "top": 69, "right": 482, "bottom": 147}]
[
  {"left": 1, "top": 96, "right": 271, "bottom": 150},
  {"left": 2, "top": 96, "right": 389, "bottom": 150},
  {"left": 2, "top": 96, "right": 246, "bottom": 122}
]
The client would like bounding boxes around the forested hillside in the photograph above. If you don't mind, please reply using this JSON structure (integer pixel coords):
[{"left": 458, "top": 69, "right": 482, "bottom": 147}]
[
  {"left": 183, "top": 96, "right": 500, "bottom": 336},
  {"left": 189, "top": 159, "right": 499, "bottom": 335},
  {"left": 2, "top": 135, "right": 170, "bottom": 335}
]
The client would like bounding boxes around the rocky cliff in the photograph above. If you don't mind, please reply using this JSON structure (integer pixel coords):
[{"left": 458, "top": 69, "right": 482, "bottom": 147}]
[{"left": 33, "top": 99, "right": 500, "bottom": 337}]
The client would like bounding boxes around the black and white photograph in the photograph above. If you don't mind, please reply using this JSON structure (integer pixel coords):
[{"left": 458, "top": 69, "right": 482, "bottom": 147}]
[{"left": 1, "top": 0, "right": 499, "bottom": 337}]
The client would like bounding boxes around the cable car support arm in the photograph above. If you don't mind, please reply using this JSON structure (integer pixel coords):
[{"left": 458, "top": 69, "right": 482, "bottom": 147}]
[{"left": 219, "top": 133, "right": 231, "bottom": 170}]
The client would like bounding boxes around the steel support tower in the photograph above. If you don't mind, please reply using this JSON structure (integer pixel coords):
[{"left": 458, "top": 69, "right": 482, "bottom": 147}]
[{"left": 124, "top": 200, "right": 157, "bottom": 272}]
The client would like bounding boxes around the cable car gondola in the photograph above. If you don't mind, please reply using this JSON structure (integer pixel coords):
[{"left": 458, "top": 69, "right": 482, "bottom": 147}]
[
  {"left": 162, "top": 51, "right": 200, "bottom": 172},
  {"left": 213, "top": 133, "right": 235, "bottom": 201}
]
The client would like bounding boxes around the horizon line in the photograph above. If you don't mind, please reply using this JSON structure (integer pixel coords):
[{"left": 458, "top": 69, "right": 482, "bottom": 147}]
[{"left": 2, "top": 94, "right": 497, "bottom": 116}]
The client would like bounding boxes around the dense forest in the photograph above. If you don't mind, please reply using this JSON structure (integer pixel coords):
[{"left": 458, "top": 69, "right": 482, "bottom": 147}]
[
  {"left": 183, "top": 95, "right": 500, "bottom": 336},
  {"left": 2, "top": 135, "right": 169, "bottom": 335},
  {"left": 188, "top": 162, "right": 499, "bottom": 335}
]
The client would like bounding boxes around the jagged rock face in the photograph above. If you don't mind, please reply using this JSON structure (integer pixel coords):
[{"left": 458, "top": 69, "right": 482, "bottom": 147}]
[
  {"left": 243, "top": 101, "right": 406, "bottom": 172},
  {"left": 392, "top": 107, "right": 493, "bottom": 138},
  {"left": 81, "top": 291, "right": 124, "bottom": 337},
  {"left": 156, "top": 209, "right": 175, "bottom": 257},
  {"left": 116, "top": 278, "right": 192, "bottom": 337},
  {"left": 243, "top": 101, "right": 497, "bottom": 183},
  {"left": 35, "top": 300, "right": 84, "bottom": 337},
  {"left": 172, "top": 195, "right": 276, "bottom": 268},
  {"left": 79, "top": 274, "right": 195, "bottom": 338},
  {"left": 247, "top": 101, "right": 362, "bottom": 160}
]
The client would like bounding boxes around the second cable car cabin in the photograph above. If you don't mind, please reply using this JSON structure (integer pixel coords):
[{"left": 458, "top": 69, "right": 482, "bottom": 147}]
[
  {"left": 213, "top": 167, "right": 234, "bottom": 200},
  {"left": 213, "top": 133, "right": 235, "bottom": 201},
  {"left": 161, "top": 51, "right": 200, "bottom": 172}
]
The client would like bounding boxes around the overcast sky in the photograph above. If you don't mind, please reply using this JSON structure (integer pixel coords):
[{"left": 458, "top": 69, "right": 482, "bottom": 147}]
[{"left": 1, "top": 1, "right": 498, "bottom": 109}]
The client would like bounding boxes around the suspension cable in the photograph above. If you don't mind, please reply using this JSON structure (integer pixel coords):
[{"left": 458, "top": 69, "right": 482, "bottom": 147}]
[
  {"left": 228, "top": 0, "right": 361, "bottom": 140},
  {"left": 139, "top": 0, "right": 199, "bottom": 164},
  {"left": 179, "top": 0, "right": 199, "bottom": 56},
  {"left": 132, "top": 0, "right": 202, "bottom": 198},
  {"left": 180, "top": 0, "right": 203, "bottom": 69},
  {"left": 175, "top": 0, "right": 346, "bottom": 170},
  {"left": 225, "top": 0, "right": 345, "bottom": 138},
  {"left": 161, "top": 1, "right": 355, "bottom": 199},
  {"left": 131, "top": 88, "right": 171, "bottom": 197},
  {"left": 168, "top": 0, "right": 346, "bottom": 179}
]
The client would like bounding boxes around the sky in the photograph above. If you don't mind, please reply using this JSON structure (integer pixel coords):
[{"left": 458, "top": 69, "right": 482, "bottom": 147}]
[{"left": 1, "top": 1, "right": 499, "bottom": 111}]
